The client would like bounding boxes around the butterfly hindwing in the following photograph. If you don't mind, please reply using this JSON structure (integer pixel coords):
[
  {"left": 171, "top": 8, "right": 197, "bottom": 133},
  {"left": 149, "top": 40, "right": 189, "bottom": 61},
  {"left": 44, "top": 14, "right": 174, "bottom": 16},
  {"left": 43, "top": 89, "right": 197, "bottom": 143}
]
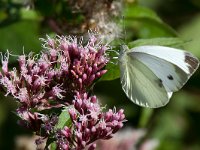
[{"left": 119, "top": 50, "right": 170, "bottom": 108}]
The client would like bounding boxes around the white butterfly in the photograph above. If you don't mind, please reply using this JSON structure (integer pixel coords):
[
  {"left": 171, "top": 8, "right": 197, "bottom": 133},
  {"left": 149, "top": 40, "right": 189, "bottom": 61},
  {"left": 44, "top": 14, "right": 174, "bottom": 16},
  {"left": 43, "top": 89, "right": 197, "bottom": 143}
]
[{"left": 119, "top": 45, "right": 199, "bottom": 108}]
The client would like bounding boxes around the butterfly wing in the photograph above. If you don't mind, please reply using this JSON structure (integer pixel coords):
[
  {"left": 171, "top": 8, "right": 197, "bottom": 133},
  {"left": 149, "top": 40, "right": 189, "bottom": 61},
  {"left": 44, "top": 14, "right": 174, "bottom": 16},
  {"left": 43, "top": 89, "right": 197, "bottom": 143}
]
[
  {"left": 119, "top": 49, "right": 171, "bottom": 108},
  {"left": 132, "top": 45, "right": 199, "bottom": 76},
  {"left": 131, "top": 46, "right": 199, "bottom": 92},
  {"left": 119, "top": 45, "right": 199, "bottom": 108}
]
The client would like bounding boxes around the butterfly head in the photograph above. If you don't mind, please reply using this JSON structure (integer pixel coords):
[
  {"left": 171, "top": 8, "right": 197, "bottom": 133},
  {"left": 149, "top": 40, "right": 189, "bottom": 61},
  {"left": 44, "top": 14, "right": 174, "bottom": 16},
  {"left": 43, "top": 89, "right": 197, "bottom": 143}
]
[
  {"left": 118, "top": 45, "right": 130, "bottom": 63},
  {"left": 120, "top": 45, "right": 129, "bottom": 53}
]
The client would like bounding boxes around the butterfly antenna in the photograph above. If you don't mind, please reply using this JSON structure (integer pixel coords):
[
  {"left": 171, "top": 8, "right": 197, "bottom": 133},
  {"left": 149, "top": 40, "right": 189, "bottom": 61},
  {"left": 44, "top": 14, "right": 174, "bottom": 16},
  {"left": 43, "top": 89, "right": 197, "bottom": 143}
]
[{"left": 122, "top": 15, "right": 127, "bottom": 45}]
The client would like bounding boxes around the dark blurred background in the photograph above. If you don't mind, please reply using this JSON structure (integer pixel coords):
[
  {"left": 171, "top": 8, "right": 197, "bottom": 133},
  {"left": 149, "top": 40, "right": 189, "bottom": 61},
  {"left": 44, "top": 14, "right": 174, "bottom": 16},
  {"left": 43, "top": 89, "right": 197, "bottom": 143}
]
[{"left": 0, "top": 0, "right": 200, "bottom": 150}]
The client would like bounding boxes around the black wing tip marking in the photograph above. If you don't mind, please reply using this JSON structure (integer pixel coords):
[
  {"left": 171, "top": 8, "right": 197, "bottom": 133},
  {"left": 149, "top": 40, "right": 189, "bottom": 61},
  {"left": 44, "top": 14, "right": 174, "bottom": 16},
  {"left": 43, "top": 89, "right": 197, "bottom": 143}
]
[{"left": 184, "top": 52, "right": 199, "bottom": 74}]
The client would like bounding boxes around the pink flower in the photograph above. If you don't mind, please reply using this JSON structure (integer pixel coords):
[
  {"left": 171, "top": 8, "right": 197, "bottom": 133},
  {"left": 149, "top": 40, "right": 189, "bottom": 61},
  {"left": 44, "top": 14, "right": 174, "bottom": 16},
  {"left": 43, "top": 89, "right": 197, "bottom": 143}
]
[
  {"left": 56, "top": 92, "right": 126, "bottom": 150},
  {"left": 0, "top": 34, "right": 126, "bottom": 150},
  {"left": 0, "top": 34, "right": 109, "bottom": 110}
]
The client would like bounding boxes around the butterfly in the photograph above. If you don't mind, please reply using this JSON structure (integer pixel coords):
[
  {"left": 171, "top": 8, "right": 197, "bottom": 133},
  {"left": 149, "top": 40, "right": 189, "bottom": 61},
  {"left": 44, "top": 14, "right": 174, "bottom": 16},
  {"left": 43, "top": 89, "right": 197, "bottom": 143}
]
[{"left": 119, "top": 45, "right": 199, "bottom": 108}]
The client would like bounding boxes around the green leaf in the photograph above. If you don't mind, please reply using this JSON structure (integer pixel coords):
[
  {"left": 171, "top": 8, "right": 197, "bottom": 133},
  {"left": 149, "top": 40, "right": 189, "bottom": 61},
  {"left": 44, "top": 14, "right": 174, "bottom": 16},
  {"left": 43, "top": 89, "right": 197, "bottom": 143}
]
[
  {"left": 0, "top": 20, "right": 41, "bottom": 62},
  {"left": 56, "top": 106, "right": 72, "bottom": 129},
  {"left": 124, "top": 5, "right": 177, "bottom": 38},
  {"left": 99, "top": 63, "right": 120, "bottom": 81},
  {"left": 50, "top": 142, "right": 57, "bottom": 150},
  {"left": 20, "top": 9, "right": 39, "bottom": 20},
  {"left": 45, "top": 138, "right": 56, "bottom": 150},
  {"left": 128, "top": 37, "right": 185, "bottom": 48},
  {"left": 124, "top": 4, "right": 162, "bottom": 22}
]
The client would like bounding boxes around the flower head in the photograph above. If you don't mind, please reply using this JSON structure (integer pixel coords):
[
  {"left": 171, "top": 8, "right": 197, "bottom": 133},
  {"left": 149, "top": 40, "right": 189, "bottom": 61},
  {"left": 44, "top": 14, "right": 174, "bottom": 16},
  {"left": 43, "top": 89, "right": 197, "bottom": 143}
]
[
  {"left": 0, "top": 33, "right": 126, "bottom": 150},
  {"left": 56, "top": 92, "right": 126, "bottom": 150},
  {"left": 0, "top": 34, "right": 109, "bottom": 110}
]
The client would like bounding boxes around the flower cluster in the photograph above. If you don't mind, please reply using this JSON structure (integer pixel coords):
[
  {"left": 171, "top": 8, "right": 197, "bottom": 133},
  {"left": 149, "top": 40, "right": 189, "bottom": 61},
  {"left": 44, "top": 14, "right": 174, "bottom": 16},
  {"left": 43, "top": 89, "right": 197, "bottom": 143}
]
[
  {"left": 0, "top": 34, "right": 126, "bottom": 149},
  {"left": 56, "top": 93, "right": 125, "bottom": 150},
  {"left": 0, "top": 35, "right": 108, "bottom": 111}
]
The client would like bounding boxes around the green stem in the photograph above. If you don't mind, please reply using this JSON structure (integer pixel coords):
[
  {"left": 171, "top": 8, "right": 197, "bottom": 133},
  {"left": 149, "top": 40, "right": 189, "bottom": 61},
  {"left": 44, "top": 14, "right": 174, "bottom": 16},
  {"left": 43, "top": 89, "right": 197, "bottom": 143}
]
[{"left": 138, "top": 108, "right": 153, "bottom": 128}]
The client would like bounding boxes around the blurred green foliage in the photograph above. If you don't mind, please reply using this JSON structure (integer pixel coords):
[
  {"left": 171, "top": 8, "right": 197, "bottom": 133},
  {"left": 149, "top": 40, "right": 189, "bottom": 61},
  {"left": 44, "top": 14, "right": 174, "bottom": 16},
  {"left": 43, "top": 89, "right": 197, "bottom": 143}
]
[
  {"left": 124, "top": 4, "right": 177, "bottom": 38},
  {"left": 0, "top": 0, "right": 200, "bottom": 150}
]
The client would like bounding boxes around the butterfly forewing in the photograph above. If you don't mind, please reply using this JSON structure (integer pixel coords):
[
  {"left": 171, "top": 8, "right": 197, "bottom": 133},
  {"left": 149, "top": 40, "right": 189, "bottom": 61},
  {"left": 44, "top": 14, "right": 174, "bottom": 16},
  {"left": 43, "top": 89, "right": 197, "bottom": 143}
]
[{"left": 132, "top": 46, "right": 199, "bottom": 75}]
